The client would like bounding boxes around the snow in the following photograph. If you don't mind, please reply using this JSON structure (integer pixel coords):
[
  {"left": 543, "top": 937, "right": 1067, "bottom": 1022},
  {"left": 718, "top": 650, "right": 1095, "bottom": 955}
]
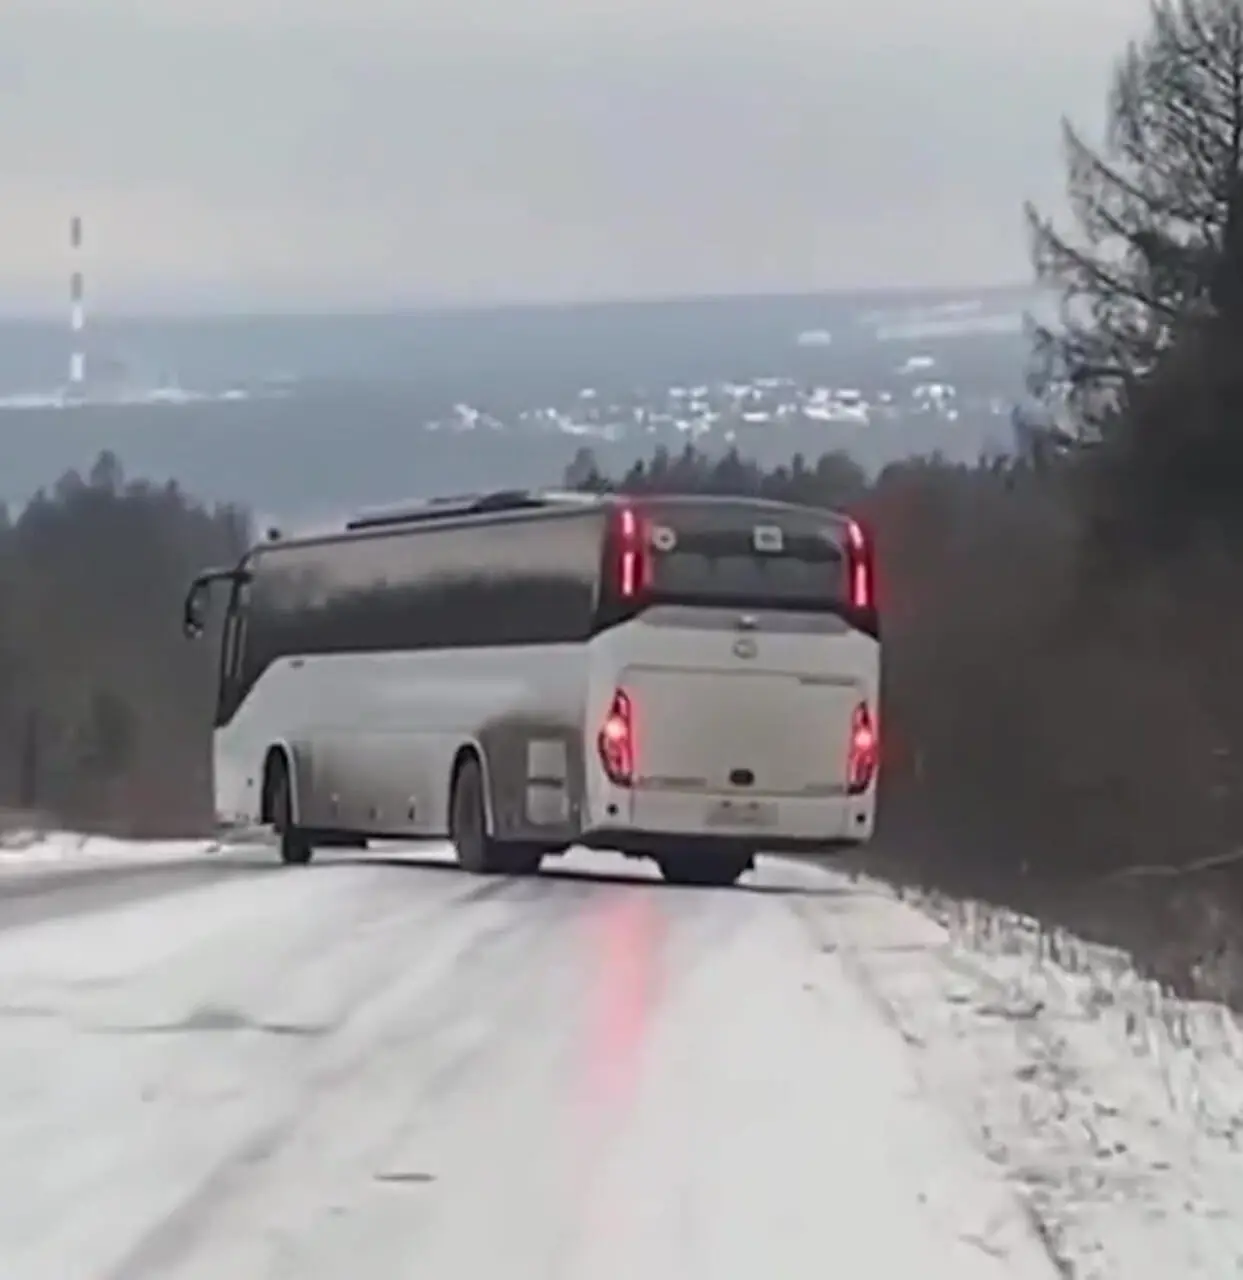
[
  {"left": 785, "top": 867, "right": 1243, "bottom": 1276},
  {"left": 0, "top": 827, "right": 219, "bottom": 876},
  {"left": 0, "top": 387, "right": 262, "bottom": 412},
  {"left": 874, "top": 313, "right": 1024, "bottom": 341},
  {"left": 1, "top": 843, "right": 1243, "bottom": 1275}
]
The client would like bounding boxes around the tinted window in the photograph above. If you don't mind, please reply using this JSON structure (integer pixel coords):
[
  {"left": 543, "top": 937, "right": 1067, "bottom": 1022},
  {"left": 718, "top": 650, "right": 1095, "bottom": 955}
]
[
  {"left": 224, "top": 509, "right": 605, "bottom": 724},
  {"left": 644, "top": 500, "right": 846, "bottom": 609}
]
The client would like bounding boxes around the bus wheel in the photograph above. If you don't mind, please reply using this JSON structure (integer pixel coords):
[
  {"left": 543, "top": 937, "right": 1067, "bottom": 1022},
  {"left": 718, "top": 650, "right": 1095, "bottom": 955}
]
[
  {"left": 656, "top": 851, "right": 749, "bottom": 888},
  {"left": 269, "top": 755, "right": 313, "bottom": 866},
  {"left": 449, "top": 754, "right": 497, "bottom": 874},
  {"left": 495, "top": 843, "right": 544, "bottom": 876},
  {"left": 449, "top": 755, "right": 543, "bottom": 876}
]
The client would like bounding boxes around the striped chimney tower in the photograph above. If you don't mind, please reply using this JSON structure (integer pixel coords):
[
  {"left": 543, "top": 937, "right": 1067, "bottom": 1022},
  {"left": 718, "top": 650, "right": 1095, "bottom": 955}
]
[{"left": 69, "top": 215, "right": 85, "bottom": 391}]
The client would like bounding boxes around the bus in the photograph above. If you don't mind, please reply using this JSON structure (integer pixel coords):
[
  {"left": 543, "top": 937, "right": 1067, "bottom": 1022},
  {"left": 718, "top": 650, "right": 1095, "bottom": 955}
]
[{"left": 182, "top": 488, "right": 880, "bottom": 886}]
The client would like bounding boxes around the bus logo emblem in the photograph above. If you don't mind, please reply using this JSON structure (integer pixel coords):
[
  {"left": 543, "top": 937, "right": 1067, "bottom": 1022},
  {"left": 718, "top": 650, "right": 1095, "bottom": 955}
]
[
  {"left": 733, "top": 637, "right": 757, "bottom": 659},
  {"left": 651, "top": 524, "right": 677, "bottom": 551}
]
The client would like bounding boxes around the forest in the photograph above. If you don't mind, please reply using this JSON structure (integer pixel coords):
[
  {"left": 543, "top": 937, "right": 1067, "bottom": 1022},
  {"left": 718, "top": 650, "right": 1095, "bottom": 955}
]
[{"left": 3, "top": 0, "right": 1243, "bottom": 1000}]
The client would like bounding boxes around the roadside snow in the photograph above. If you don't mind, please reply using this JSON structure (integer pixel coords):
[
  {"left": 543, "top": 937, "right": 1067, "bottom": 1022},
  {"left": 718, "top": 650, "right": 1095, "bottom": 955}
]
[
  {"left": 786, "top": 865, "right": 1243, "bottom": 1277},
  {"left": 0, "top": 828, "right": 221, "bottom": 875}
]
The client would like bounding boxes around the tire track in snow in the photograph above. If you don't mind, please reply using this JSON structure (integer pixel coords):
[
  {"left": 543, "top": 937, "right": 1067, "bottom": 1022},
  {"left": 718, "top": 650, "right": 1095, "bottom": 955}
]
[
  {"left": 0, "top": 858, "right": 277, "bottom": 933},
  {"left": 98, "top": 871, "right": 575, "bottom": 1280}
]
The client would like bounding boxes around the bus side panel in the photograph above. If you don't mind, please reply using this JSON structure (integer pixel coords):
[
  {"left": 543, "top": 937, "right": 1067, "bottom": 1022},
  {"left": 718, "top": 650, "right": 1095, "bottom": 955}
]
[
  {"left": 214, "top": 738, "right": 262, "bottom": 827},
  {"left": 475, "top": 652, "right": 594, "bottom": 846},
  {"left": 212, "top": 504, "right": 606, "bottom": 844},
  {"left": 213, "top": 644, "right": 591, "bottom": 843},
  {"left": 213, "top": 658, "right": 313, "bottom": 828}
]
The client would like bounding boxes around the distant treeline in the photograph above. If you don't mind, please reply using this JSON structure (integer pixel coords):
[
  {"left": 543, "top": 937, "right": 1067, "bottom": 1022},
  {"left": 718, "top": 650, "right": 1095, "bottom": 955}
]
[{"left": 0, "top": 451, "right": 247, "bottom": 834}]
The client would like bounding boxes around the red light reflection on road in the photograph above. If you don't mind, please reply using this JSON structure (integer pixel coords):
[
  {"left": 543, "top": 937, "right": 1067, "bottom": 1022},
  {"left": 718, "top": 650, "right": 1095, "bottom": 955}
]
[
  {"left": 582, "top": 889, "right": 665, "bottom": 1114},
  {"left": 563, "top": 887, "right": 667, "bottom": 1257}
]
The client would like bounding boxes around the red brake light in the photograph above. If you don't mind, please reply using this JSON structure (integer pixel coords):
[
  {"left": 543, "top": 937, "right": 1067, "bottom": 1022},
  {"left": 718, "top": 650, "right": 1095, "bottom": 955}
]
[
  {"left": 845, "top": 517, "right": 873, "bottom": 611},
  {"left": 598, "top": 689, "right": 635, "bottom": 786},
  {"left": 847, "top": 702, "right": 878, "bottom": 794},
  {"left": 616, "top": 505, "right": 647, "bottom": 600}
]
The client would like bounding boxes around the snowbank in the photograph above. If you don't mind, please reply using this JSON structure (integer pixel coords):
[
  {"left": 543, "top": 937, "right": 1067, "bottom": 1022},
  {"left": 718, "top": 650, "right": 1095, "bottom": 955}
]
[
  {"left": 795, "top": 873, "right": 1243, "bottom": 1276},
  {"left": 0, "top": 827, "right": 224, "bottom": 875}
]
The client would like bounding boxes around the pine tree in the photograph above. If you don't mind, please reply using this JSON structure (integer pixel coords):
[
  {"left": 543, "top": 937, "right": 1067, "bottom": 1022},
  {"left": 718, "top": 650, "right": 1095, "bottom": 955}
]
[{"left": 1025, "top": 0, "right": 1243, "bottom": 441}]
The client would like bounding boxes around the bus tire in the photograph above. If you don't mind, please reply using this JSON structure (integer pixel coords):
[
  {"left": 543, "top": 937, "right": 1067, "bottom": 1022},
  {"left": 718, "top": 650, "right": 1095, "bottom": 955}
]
[
  {"left": 267, "top": 752, "right": 313, "bottom": 866},
  {"left": 449, "top": 753, "right": 543, "bottom": 876},
  {"left": 495, "top": 842, "right": 544, "bottom": 876},
  {"left": 656, "top": 851, "right": 749, "bottom": 888},
  {"left": 449, "top": 753, "right": 498, "bottom": 874}
]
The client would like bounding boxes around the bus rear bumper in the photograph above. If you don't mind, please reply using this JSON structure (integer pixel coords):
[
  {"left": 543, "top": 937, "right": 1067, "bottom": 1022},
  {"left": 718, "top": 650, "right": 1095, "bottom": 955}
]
[
  {"left": 578, "top": 787, "right": 876, "bottom": 858},
  {"left": 578, "top": 830, "right": 870, "bottom": 859}
]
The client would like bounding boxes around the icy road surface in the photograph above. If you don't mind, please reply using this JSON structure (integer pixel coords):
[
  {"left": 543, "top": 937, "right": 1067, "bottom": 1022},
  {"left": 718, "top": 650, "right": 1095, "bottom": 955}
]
[{"left": 2, "top": 846, "right": 1243, "bottom": 1278}]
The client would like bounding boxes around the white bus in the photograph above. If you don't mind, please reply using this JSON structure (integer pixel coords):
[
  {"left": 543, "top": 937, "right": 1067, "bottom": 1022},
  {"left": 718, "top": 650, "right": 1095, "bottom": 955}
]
[{"left": 182, "top": 488, "right": 880, "bottom": 886}]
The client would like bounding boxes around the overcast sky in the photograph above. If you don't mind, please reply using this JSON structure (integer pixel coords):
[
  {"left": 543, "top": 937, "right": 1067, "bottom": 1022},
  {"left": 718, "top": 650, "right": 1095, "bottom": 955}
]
[{"left": 0, "top": 0, "right": 1147, "bottom": 313}]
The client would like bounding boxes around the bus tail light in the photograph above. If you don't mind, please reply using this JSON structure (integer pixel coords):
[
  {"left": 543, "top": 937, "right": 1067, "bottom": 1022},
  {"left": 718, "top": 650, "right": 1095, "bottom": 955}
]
[
  {"left": 616, "top": 505, "right": 648, "bottom": 600},
  {"left": 844, "top": 517, "right": 874, "bottom": 612},
  {"left": 847, "top": 702, "right": 878, "bottom": 794},
  {"left": 598, "top": 689, "right": 635, "bottom": 786}
]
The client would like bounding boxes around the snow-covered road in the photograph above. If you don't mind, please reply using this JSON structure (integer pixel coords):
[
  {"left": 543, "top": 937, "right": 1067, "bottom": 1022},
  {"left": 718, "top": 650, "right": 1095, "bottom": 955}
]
[{"left": 2, "top": 844, "right": 1243, "bottom": 1278}]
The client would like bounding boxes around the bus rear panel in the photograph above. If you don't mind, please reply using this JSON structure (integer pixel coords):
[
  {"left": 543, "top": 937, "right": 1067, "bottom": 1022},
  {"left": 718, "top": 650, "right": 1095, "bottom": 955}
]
[{"left": 579, "top": 497, "right": 880, "bottom": 860}]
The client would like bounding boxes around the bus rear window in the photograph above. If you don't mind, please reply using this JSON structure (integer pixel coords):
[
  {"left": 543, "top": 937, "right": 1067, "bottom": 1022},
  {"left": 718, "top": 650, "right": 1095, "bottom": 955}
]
[{"left": 640, "top": 501, "right": 849, "bottom": 610}]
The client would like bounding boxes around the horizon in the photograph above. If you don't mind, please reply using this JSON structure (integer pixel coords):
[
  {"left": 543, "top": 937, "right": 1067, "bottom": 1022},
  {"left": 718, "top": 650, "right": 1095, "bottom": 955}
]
[{"left": 0, "top": 277, "right": 1045, "bottom": 325}]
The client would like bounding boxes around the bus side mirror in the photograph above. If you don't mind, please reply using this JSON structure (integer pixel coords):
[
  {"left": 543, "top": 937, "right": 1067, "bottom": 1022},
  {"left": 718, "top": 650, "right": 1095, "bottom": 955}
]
[
  {"left": 183, "top": 579, "right": 210, "bottom": 639},
  {"left": 183, "top": 566, "right": 251, "bottom": 639}
]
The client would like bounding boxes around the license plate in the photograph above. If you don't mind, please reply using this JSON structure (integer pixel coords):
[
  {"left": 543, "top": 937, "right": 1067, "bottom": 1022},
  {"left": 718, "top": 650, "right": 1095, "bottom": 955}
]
[{"left": 705, "top": 799, "right": 777, "bottom": 828}]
